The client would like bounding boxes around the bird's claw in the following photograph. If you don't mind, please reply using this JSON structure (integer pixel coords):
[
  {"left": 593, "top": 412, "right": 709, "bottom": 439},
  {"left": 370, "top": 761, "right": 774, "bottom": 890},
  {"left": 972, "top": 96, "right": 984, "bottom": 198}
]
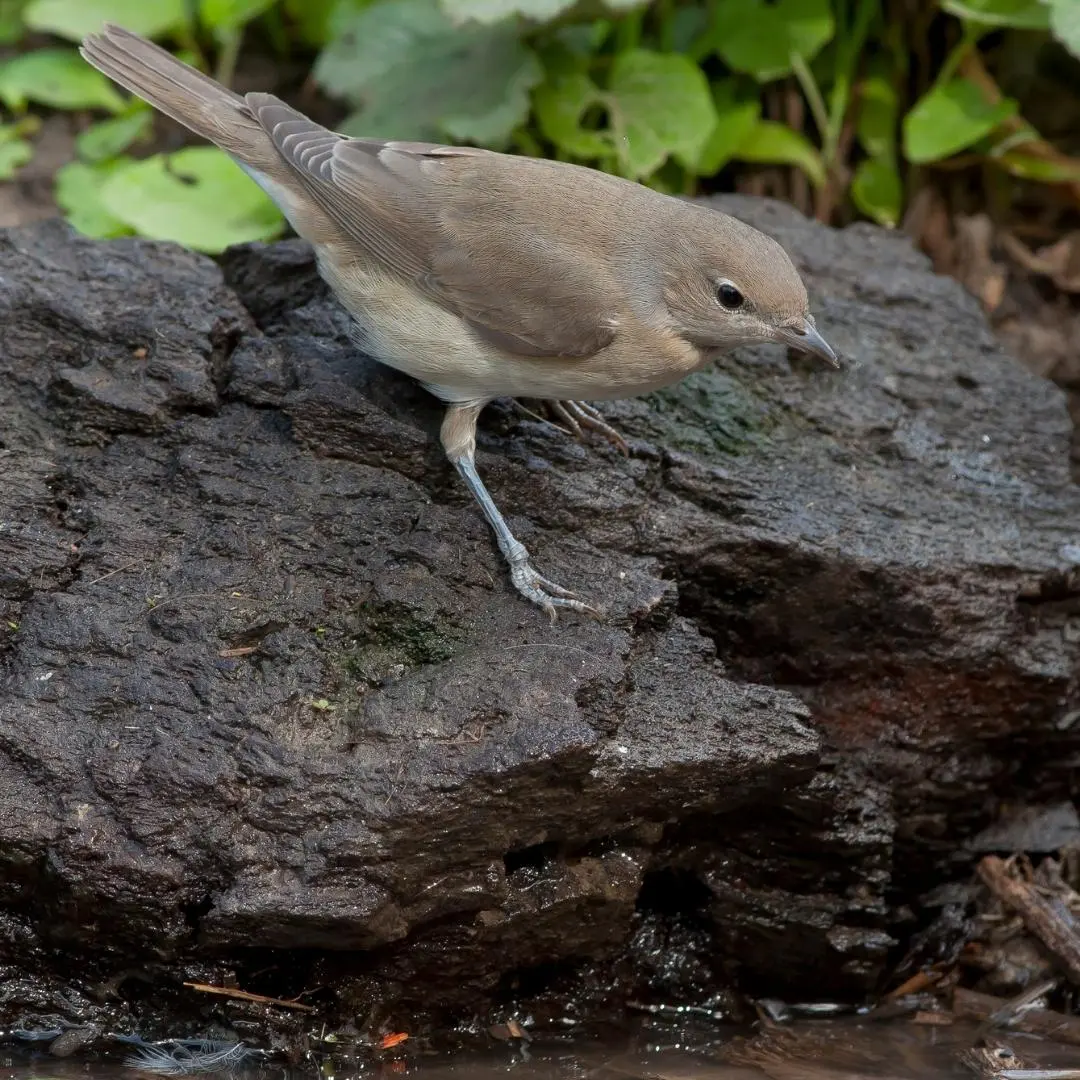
[
  {"left": 516, "top": 399, "right": 630, "bottom": 457},
  {"left": 508, "top": 557, "right": 603, "bottom": 623}
]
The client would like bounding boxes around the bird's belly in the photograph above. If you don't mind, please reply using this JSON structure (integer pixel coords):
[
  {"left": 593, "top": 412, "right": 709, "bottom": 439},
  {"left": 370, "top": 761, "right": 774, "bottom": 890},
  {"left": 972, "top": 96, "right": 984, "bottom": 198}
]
[{"left": 320, "top": 258, "right": 704, "bottom": 404}]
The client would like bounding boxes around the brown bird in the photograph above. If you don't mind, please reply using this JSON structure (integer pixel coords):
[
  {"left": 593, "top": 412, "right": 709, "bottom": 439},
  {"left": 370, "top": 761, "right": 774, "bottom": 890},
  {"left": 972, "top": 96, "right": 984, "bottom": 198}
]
[{"left": 80, "top": 24, "right": 839, "bottom": 621}]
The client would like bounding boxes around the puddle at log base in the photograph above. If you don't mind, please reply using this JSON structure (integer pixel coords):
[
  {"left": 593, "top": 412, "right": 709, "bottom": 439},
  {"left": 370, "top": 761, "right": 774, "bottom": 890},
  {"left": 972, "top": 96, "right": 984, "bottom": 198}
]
[{"left": 4, "top": 1017, "right": 1080, "bottom": 1080}]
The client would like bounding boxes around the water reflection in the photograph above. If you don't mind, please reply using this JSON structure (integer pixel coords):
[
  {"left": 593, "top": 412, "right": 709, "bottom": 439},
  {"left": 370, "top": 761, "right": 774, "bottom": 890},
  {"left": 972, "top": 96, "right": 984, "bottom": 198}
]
[{"left": 3, "top": 1019, "right": 1079, "bottom": 1080}]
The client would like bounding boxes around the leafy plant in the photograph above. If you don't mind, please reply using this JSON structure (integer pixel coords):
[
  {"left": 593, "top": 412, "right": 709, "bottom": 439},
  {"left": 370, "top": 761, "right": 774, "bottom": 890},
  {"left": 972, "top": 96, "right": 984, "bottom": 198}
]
[{"left": 0, "top": 0, "right": 1073, "bottom": 252}]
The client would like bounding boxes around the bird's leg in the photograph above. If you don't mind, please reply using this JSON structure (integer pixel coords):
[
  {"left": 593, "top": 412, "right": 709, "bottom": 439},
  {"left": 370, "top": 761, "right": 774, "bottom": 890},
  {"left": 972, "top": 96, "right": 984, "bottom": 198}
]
[{"left": 441, "top": 402, "right": 600, "bottom": 622}]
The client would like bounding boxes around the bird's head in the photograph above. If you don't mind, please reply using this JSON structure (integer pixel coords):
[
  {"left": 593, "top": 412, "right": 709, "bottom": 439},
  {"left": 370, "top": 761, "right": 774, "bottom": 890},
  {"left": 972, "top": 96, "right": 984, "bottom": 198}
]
[{"left": 656, "top": 209, "right": 839, "bottom": 368}]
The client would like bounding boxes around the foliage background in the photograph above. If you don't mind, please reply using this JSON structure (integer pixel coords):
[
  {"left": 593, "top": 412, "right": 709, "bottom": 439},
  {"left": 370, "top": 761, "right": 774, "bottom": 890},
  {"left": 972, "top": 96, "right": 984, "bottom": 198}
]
[{"left": 0, "top": 0, "right": 1077, "bottom": 253}]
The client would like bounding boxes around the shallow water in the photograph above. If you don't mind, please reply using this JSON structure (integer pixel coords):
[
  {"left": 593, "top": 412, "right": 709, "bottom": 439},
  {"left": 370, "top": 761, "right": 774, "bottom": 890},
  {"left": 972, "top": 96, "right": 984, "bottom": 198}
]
[{"left": 4, "top": 1018, "right": 1080, "bottom": 1080}]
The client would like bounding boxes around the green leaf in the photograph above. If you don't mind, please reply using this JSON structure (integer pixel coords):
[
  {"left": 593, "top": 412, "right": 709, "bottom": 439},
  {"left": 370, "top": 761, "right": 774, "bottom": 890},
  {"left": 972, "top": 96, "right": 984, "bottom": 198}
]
[
  {"left": 315, "top": 0, "right": 542, "bottom": 147},
  {"left": 604, "top": 49, "right": 717, "bottom": 177},
  {"left": 856, "top": 74, "right": 898, "bottom": 162},
  {"left": 283, "top": 0, "right": 338, "bottom": 45},
  {"left": 0, "top": 0, "right": 27, "bottom": 44},
  {"left": 710, "top": 0, "right": 834, "bottom": 82},
  {"left": 199, "top": 0, "right": 276, "bottom": 32},
  {"left": 24, "top": 0, "right": 187, "bottom": 40},
  {"left": 1048, "top": 0, "right": 1080, "bottom": 59},
  {"left": 76, "top": 105, "right": 152, "bottom": 162},
  {"left": 851, "top": 157, "right": 902, "bottom": 226},
  {"left": 55, "top": 159, "right": 134, "bottom": 239},
  {"left": 940, "top": 0, "right": 1051, "bottom": 30},
  {"left": 97, "top": 146, "right": 285, "bottom": 253},
  {"left": 903, "top": 77, "right": 1018, "bottom": 163},
  {"left": 0, "top": 48, "right": 126, "bottom": 112},
  {"left": 533, "top": 71, "right": 610, "bottom": 158},
  {"left": 695, "top": 82, "right": 760, "bottom": 175},
  {"left": 734, "top": 119, "right": 826, "bottom": 186},
  {"left": 440, "top": 0, "right": 577, "bottom": 21},
  {"left": 996, "top": 150, "right": 1080, "bottom": 183},
  {"left": 0, "top": 137, "right": 31, "bottom": 178}
]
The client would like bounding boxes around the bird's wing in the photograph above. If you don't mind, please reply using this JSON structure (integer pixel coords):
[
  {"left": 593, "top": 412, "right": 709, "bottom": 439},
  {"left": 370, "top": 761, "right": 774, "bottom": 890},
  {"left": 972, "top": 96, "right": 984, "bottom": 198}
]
[{"left": 248, "top": 95, "right": 620, "bottom": 359}]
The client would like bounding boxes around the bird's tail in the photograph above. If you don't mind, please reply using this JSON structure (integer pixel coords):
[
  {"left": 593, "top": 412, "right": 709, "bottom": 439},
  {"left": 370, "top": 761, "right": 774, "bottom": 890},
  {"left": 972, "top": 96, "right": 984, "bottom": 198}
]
[{"left": 80, "top": 23, "right": 271, "bottom": 167}]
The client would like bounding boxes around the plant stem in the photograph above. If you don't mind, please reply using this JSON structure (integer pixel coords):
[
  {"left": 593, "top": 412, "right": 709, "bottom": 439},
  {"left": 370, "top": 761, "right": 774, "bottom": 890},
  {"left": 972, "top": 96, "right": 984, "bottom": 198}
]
[
  {"left": 656, "top": 0, "right": 675, "bottom": 51},
  {"left": 790, "top": 52, "right": 829, "bottom": 144},
  {"left": 214, "top": 27, "right": 243, "bottom": 90},
  {"left": 614, "top": 5, "right": 644, "bottom": 53}
]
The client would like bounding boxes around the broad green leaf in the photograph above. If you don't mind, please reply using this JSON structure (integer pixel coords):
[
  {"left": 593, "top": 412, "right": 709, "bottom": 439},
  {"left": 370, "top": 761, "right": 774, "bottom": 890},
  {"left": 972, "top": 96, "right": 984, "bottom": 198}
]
[
  {"left": 315, "top": 0, "right": 542, "bottom": 147},
  {"left": 1048, "top": 0, "right": 1080, "bottom": 58},
  {"left": 0, "top": 137, "right": 31, "bottom": 178},
  {"left": 98, "top": 146, "right": 285, "bottom": 253},
  {"left": 200, "top": 0, "right": 276, "bottom": 32},
  {"left": 76, "top": 105, "right": 152, "bottom": 162},
  {"left": 851, "top": 157, "right": 901, "bottom": 226},
  {"left": 605, "top": 49, "right": 717, "bottom": 177},
  {"left": 533, "top": 71, "right": 610, "bottom": 158},
  {"left": 55, "top": 159, "right": 134, "bottom": 239},
  {"left": 24, "top": 0, "right": 187, "bottom": 40},
  {"left": 0, "top": 48, "right": 126, "bottom": 112},
  {"left": 710, "top": 0, "right": 834, "bottom": 82},
  {"left": 940, "top": 0, "right": 1050, "bottom": 30},
  {"left": 856, "top": 75, "right": 898, "bottom": 162},
  {"left": 695, "top": 83, "right": 760, "bottom": 175},
  {"left": 903, "top": 77, "right": 1017, "bottom": 163},
  {"left": 734, "top": 119, "right": 826, "bottom": 186},
  {"left": 440, "top": 0, "right": 577, "bottom": 21}
]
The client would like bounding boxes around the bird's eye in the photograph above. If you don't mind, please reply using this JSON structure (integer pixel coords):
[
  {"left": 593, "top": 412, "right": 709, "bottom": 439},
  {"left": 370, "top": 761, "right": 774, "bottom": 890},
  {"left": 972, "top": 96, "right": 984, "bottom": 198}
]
[{"left": 716, "top": 283, "right": 744, "bottom": 310}]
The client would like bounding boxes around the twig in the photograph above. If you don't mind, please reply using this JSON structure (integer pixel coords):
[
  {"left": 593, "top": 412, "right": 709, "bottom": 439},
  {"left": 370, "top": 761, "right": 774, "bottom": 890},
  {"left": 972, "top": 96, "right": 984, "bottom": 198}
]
[
  {"left": 977, "top": 856, "right": 1080, "bottom": 986},
  {"left": 953, "top": 987, "right": 1080, "bottom": 1048},
  {"left": 182, "top": 981, "right": 315, "bottom": 1012}
]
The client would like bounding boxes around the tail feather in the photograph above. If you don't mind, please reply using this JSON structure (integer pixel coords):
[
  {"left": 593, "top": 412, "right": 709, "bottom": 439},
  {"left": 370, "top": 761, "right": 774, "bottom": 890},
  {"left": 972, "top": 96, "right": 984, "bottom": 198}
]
[{"left": 80, "top": 23, "right": 267, "bottom": 165}]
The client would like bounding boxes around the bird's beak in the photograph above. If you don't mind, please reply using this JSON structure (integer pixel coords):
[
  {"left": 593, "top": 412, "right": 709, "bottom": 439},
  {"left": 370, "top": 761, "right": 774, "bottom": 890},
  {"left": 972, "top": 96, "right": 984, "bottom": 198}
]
[{"left": 777, "top": 319, "right": 840, "bottom": 369}]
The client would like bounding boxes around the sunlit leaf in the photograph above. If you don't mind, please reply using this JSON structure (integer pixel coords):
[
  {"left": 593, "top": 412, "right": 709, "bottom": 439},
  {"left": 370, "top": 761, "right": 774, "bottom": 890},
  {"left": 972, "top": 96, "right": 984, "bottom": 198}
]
[
  {"left": 605, "top": 49, "right": 717, "bottom": 177},
  {"left": 940, "top": 0, "right": 1051, "bottom": 30},
  {"left": 0, "top": 48, "right": 126, "bottom": 112},
  {"left": 709, "top": 0, "right": 834, "bottom": 82},
  {"left": 75, "top": 104, "right": 152, "bottom": 162},
  {"left": 735, "top": 119, "right": 826, "bottom": 187},
  {"left": 533, "top": 71, "right": 610, "bottom": 158},
  {"left": 695, "top": 82, "right": 760, "bottom": 175},
  {"left": 903, "top": 77, "right": 1017, "bottom": 163},
  {"left": 97, "top": 146, "right": 285, "bottom": 253},
  {"left": 55, "top": 159, "right": 134, "bottom": 239},
  {"left": 24, "top": 0, "right": 187, "bottom": 40},
  {"left": 851, "top": 158, "right": 902, "bottom": 226},
  {"left": 315, "top": 0, "right": 541, "bottom": 147},
  {"left": 199, "top": 0, "right": 276, "bottom": 32}
]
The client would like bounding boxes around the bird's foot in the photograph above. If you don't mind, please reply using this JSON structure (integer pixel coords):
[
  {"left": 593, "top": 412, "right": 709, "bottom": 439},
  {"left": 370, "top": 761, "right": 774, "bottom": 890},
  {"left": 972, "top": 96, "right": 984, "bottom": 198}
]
[
  {"left": 507, "top": 550, "right": 602, "bottom": 624},
  {"left": 516, "top": 399, "right": 630, "bottom": 456}
]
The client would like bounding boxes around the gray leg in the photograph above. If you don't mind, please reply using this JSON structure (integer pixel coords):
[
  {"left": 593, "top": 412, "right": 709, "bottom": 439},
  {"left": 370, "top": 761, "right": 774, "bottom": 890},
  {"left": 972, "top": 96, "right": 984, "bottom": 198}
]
[
  {"left": 441, "top": 401, "right": 600, "bottom": 622},
  {"left": 455, "top": 455, "right": 597, "bottom": 621}
]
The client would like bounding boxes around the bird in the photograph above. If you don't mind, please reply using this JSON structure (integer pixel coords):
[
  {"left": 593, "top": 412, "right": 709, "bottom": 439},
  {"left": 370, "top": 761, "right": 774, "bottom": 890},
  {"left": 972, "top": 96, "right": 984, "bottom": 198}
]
[{"left": 79, "top": 24, "right": 839, "bottom": 622}]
